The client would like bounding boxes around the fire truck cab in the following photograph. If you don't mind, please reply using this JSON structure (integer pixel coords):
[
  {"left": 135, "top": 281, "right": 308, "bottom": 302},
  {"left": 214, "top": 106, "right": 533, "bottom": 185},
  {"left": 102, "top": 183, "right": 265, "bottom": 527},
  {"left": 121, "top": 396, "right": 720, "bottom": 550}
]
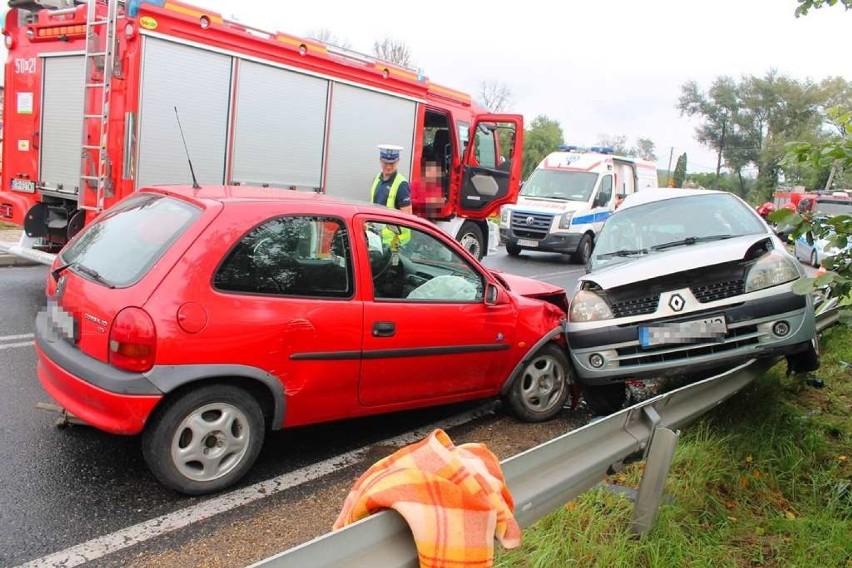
[{"left": 0, "top": 0, "right": 524, "bottom": 263}]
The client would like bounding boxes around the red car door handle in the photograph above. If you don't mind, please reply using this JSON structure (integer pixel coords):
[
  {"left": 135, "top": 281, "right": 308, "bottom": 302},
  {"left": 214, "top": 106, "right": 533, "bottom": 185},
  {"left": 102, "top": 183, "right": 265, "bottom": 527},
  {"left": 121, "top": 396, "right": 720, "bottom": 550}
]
[{"left": 372, "top": 322, "right": 395, "bottom": 337}]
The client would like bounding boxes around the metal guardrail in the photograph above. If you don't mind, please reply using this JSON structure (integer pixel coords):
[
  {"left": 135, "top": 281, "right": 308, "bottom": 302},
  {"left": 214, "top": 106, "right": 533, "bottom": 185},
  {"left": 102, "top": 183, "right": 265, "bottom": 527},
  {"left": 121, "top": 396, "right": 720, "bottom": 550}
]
[{"left": 251, "top": 307, "right": 839, "bottom": 568}]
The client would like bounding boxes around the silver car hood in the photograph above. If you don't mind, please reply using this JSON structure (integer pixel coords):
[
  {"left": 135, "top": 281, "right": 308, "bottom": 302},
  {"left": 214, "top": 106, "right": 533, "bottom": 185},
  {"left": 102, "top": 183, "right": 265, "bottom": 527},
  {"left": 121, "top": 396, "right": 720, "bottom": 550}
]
[{"left": 584, "top": 234, "right": 777, "bottom": 289}]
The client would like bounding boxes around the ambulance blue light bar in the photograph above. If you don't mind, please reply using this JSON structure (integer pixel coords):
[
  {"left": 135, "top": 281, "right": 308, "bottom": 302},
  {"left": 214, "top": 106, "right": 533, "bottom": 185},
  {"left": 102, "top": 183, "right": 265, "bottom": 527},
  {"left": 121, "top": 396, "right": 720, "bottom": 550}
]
[{"left": 557, "top": 144, "right": 615, "bottom": 154}]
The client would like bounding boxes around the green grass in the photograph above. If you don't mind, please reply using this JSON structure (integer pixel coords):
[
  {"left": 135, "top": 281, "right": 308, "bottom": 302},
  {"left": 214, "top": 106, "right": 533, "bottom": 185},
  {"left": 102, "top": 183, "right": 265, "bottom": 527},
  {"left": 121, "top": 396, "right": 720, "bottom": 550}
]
[
  {"left": 497, "top": 325, "right": 852, "bottom": 568},
  {"left": 0, "top": 221, "right": 19, "bottom": 230}
]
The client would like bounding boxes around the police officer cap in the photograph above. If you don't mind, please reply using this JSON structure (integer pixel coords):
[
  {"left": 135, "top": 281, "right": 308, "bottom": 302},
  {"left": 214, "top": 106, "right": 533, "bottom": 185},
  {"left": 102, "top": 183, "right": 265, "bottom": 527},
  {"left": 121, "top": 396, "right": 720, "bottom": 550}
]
[{"left": 378, "top": 144, "right": 403, "bottom": 163}]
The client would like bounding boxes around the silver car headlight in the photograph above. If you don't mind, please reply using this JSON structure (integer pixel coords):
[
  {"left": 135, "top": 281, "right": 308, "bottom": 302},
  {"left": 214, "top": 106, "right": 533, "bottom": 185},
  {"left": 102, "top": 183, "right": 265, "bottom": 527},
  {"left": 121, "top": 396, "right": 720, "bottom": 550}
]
[
  {"left": 558, "top": 212, "right": 574, "bottom": 230},
  {"left": 570, "top": 289, "right": 614, "bottom": 322},
  {"left": 745, "top": 251, "right": 800, "bottom": 292}
]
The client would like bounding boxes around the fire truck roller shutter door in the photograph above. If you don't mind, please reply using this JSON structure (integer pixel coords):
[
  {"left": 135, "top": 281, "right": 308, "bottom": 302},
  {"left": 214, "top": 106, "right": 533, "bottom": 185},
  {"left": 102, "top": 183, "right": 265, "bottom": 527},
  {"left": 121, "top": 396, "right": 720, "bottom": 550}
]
[
  {"left": 231, "top": 60, "right": 328, "bottom": 190},
  {"left": 40, "top": 55, "right": 86, "bottom": 195},
  {"left": 136, "top": 38, "right": 231, "bottom": 188},
  {"left": 324, "top": 83, "right": 416, "bottom": 202}
]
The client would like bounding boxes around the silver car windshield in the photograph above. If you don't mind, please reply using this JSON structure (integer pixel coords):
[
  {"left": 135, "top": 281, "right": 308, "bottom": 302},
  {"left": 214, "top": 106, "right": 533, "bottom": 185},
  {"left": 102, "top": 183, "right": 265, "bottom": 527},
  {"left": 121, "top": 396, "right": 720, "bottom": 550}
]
[
  {"left": 520, "top": 169, "right": 598, "bottom": 202},
  {"left": 590, "top": 193, "right": 767, "bottom": 269}
]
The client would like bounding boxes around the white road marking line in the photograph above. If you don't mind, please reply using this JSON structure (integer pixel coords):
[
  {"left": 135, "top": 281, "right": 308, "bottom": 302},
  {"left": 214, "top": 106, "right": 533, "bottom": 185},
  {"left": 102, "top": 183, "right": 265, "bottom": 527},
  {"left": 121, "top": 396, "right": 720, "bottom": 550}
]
[
  {"left": 0, "top": 341, "right": 35, "bottom": 351},
  {"left": 530, "top": 269, "right": 585, "bottom": 279},
  {"left": 19, "top": 404, "right": 497, "bottom": 568},
  {"left": 0, "top": 333, "right": 35, "bottom": 342}
]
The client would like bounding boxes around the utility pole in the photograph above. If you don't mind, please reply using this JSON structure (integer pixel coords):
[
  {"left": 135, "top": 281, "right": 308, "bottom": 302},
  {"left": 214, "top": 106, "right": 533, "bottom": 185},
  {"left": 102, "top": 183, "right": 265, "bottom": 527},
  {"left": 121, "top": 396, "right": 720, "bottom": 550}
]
[
  {"left": 824, "top": 161, "right": 838, "bottom": 192},
  {"left": 666, "top": 147, "right": 674, "bottom": 186}
]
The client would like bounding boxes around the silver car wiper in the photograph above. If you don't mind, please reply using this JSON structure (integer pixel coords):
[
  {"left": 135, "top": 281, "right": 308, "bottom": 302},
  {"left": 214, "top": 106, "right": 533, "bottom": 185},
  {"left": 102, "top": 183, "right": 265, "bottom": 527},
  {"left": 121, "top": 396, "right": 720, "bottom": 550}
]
[
  {"left": 596, "top": 248, "right": 649, "bottom": 259},
  {"left": 651, "top": 234, "right": 735, "bottom": 251}
]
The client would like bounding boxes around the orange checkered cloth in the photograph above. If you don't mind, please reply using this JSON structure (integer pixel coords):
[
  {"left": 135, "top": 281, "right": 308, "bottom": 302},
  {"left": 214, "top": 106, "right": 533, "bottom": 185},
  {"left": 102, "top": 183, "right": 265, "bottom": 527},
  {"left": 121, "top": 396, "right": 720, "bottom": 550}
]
[{"left": 333, "top": 428, "right": 521, "bottom": 568}]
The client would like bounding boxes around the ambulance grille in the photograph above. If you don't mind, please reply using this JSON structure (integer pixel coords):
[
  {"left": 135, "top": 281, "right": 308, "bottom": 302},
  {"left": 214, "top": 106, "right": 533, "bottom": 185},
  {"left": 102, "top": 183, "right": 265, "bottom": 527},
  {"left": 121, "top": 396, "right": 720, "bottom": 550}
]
[{"left": 510, "top": 211, "right": 553, "bottom": 239}]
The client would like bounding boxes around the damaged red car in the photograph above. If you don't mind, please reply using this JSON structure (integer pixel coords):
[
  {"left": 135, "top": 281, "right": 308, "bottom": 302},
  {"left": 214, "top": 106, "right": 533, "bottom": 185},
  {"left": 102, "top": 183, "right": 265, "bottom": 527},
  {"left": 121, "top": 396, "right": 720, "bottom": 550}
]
[{"left": 36, "top": 186, "right": 571, "bottom": 494}]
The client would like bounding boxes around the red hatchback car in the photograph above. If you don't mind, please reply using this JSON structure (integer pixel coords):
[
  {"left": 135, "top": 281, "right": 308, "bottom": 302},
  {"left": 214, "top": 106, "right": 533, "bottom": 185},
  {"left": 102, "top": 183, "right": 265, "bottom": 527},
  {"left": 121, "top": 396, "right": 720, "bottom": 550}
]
[{"left": 36, "top": 186, "right": 573, "bottom": 494}]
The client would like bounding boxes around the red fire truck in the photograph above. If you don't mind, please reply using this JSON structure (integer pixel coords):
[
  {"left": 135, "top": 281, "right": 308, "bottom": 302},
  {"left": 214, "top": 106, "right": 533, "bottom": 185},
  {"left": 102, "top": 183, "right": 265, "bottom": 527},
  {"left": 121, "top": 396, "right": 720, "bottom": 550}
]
[
  {"left": 773, "top": 188, "right": 852, "bottom": 215},
  {"left": 0, "top": 0, "right": 523, "bottom": 264}
]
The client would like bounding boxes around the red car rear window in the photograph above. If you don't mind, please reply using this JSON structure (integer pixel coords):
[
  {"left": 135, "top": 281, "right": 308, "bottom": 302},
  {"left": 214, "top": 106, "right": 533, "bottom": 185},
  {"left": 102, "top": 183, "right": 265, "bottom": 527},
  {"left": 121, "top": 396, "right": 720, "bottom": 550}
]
[{"left": 59, "top": 194, "right": 200, "bottom": 288}]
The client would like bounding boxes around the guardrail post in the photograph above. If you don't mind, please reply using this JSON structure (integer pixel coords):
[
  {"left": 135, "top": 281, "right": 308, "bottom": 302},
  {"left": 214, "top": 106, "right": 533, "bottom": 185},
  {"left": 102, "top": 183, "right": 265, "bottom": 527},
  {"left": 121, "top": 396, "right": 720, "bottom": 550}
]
[{"left": 630, "top": 417, "right": 679, "bottom": 535}]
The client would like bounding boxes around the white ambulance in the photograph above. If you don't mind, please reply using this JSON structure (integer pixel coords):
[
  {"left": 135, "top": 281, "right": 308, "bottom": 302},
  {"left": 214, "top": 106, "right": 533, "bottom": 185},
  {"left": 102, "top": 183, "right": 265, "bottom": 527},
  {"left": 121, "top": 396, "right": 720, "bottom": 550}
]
[{"left": 499, "top": 146, "right": 658, "bottom": 263}]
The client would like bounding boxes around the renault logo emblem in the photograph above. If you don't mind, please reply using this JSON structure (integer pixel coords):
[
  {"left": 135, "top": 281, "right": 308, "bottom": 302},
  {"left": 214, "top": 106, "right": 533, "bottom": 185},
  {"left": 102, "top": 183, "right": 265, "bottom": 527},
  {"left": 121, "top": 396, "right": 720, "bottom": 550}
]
[
  {"left": 525, "top": 216, "right": 535, "bottom": 226},
  {"left": 669, "top": 293, "right": 685, "bottom": 312}
]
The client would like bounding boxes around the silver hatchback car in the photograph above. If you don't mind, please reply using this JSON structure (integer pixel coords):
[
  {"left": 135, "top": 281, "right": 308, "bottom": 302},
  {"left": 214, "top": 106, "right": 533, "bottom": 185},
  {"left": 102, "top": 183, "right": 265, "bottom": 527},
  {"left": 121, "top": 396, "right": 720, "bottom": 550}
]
[{"left": 567, "top": 188, "right": 819, "bottom": 414}]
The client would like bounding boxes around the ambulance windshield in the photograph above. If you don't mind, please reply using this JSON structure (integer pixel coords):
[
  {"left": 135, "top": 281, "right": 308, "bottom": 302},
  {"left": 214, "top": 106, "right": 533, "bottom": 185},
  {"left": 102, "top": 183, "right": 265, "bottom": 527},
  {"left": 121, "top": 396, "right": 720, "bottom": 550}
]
[{"left": 520, "top": 170, "right": 597, "bottom": 202}]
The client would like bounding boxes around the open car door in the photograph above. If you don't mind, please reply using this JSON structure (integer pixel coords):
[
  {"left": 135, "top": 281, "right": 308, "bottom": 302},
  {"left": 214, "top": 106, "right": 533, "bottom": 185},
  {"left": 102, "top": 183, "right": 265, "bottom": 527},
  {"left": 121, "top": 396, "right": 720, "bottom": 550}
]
[{"left": 458, "top": 114, "right": 524, "bottom": 219}]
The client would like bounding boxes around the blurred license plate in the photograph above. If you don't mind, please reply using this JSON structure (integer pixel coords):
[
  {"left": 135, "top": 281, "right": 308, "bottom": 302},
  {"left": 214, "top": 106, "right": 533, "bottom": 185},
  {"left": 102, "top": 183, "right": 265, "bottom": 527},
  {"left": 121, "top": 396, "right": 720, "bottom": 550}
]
[
  {"left": 639, "top": 315, "right": 726, "bottom": 348},
  {"left": 11, "top": 179, "right": 36, "bottom": 193},
  {"left": 517, "top": 239, "right": 538, "bottom": 247},
  {"left": 47, "top": 299, "right": 77, "bottom": 342}
]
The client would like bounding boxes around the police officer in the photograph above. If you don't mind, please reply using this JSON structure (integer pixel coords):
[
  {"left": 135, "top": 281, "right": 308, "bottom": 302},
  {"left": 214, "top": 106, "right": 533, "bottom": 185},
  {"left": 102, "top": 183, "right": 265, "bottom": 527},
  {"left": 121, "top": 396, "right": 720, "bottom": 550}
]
[{"left": 371, "top": 144, "right": 412, "bottom": 214}]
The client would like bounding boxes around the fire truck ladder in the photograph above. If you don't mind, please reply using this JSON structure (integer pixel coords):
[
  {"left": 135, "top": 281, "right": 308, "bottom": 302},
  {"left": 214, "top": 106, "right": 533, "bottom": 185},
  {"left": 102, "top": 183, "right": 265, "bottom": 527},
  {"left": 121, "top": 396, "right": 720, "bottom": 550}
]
[{"left": 79, "top": 0, "right": 120, "bottom": 212}]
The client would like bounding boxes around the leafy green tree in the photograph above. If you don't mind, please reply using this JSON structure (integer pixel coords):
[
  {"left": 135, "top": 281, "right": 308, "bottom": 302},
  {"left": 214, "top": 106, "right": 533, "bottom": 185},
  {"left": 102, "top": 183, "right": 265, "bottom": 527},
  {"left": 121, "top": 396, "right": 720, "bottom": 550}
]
[
  {"left": 780, "top": 0, "right": 852, "bottom": 323},
  {"left": 738, "top": 71, "right": 823, "bottom": 200},
  {"left": 678, "top": 77, "right": 739, "bottom": 189},
  {"left": 795, "top": 0, "right": 852, "bottom": 16},
  {"left": 689, "top": 172, "right": 752, "bottom": 196},
  {"left": 778, "top": 110, "right": 852, "bottom": 321},
  {"left": 522, "top": 116, "right": 564, "bottom": 179},
  {"left": 673, "top": 153, "right": 688, "bottom": 187},
  {"left": 634, "top": 138, "right": 657, "bottom": 161},
  {"left": 680, "top": 73, "right": 827, "bottom": 200}
]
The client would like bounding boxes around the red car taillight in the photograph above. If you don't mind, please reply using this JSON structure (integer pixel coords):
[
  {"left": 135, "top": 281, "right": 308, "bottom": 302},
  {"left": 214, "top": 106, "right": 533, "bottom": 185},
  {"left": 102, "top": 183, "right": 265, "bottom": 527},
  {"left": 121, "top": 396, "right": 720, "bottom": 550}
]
[{"left": 109, "top": 307, "right": 157, "bottom": 373}]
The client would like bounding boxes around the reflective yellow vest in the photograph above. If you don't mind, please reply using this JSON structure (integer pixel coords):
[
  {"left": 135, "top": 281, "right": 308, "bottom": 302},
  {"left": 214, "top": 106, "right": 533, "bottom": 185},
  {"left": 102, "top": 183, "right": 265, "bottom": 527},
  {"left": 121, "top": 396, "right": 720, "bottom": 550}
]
[{"left": 370, "top": 172, "right": 411, "bottom": 245}]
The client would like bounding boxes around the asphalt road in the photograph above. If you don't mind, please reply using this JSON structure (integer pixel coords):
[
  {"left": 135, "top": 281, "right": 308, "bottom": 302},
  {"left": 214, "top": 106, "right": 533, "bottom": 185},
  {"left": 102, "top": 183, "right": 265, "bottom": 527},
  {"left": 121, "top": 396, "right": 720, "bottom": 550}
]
[{"left": 0, "top": 247, "right": 586, "bottom": 567}]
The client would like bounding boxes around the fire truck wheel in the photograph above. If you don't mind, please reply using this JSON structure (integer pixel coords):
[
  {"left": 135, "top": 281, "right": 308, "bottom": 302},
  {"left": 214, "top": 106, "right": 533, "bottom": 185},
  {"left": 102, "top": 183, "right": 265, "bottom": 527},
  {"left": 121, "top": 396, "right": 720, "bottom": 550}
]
[
  {"left": 142, "top": 385, "right": 265, "bottom": 495},
  {"left": 502, "top": 344, "right": 571, "bottom": 422},
  {"left": 573, "top": 234, "right": 593, "bottom": 264},
  {"left": 458, "top": 222, "right": 484, "bottom": 260}
]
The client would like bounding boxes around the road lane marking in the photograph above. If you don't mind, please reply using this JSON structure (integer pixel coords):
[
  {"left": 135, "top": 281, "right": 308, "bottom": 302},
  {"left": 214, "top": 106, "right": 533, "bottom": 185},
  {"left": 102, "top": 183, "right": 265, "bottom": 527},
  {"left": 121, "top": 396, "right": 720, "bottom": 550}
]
[
  {"left": 19, "top": 403, "right": 497, "bottom": 568},
  {"left": 0, "top": 333, "right": 34, "bottom": 342},
  {"left": 532, "top": 268, "right": 585, "bottom": 279},
  {"left": 0, "top": 341, "right": 35, "bottom": 351}
]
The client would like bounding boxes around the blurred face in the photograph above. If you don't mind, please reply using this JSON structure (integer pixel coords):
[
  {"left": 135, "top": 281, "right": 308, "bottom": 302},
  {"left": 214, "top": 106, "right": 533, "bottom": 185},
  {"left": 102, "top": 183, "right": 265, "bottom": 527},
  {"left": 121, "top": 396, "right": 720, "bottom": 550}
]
[{"left": 381, "top": 160, "right": 398, "bottom": 178}]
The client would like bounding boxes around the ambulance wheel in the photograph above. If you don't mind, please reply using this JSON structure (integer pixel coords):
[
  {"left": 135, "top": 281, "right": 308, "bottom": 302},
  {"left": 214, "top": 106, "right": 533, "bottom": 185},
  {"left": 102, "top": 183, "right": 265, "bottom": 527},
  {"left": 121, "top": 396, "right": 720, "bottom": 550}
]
[
  {"left": 506, "top": 243, "right": 522, "bottom": 257},
  {"left": 502, "top": 344, "right": 571, "bottom": 422},
  {"left": 458, "top": 221, "right": 484, "bottom": 259},
  {"left": 142, "top": 385, "right": 265, "bottom": 495},
  {"left": 573, "top": 234, "right": 593, "bottom": 264}
]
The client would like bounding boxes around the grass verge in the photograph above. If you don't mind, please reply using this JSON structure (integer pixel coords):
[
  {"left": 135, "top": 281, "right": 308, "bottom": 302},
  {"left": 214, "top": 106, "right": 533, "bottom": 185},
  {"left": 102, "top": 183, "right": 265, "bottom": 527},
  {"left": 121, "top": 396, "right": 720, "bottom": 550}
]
[{"left": 497, "top": 324, "right": 851, "bottom": 568}]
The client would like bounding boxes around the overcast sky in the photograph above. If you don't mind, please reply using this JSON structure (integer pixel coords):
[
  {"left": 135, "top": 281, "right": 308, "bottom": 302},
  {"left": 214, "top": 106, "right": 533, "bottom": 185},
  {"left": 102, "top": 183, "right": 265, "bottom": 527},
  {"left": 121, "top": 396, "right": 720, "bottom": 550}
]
[
  {"left": 5, "top": 0, "right": 848, "bottom": 173},
  {"left": 198, "top": 0, "right": 849, "bottom": 173}
]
